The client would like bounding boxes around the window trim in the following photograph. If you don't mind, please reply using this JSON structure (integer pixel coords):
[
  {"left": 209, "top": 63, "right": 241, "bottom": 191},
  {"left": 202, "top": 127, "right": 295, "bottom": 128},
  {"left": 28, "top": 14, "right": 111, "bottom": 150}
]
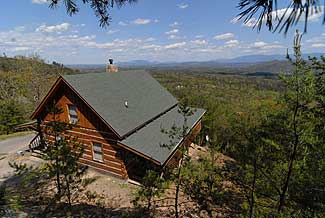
[
  {"left": 67, "top": 104, "right": 78, "bottom": 124},
  {"left": 92, "top": 141, "right": 104, "bottom": 163}
]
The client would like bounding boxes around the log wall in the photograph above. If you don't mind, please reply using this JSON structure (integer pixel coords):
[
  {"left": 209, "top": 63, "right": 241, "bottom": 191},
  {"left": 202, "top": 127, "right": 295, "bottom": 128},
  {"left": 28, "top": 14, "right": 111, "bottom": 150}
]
[
  {"left": 38, "top": 80, "right": 204, "bottom": 180},
  {"left": 41, "top": 81, "right": 127, "bottom": 179}
]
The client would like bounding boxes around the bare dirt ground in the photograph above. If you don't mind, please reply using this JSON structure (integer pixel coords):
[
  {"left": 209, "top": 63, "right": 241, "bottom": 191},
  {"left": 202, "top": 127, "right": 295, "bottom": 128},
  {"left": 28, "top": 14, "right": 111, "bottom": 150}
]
[{"left": 1, "top": 143, "right": 237, "bottom": 218}]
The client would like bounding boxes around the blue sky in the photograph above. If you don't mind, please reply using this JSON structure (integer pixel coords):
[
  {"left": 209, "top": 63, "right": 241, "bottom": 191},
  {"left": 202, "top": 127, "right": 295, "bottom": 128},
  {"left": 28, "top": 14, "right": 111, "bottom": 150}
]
[{"left": 0, "top": 0, "right": 324, "bottom": 64}]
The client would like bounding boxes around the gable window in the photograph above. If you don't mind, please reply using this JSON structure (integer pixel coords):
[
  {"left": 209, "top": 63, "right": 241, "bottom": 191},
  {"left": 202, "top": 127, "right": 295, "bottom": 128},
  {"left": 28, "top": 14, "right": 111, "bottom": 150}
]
[
  {"left": 68, "top": 104, "right": 78, "bottom": 124},
  {"left": 92, "top": 142, "right": 103, "bottom": 162}
]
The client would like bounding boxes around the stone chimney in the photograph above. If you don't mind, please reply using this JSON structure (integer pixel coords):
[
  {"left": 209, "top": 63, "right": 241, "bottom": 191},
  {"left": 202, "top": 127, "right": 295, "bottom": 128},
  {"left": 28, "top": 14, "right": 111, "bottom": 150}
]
[{"left": 106, "top": 58, "right": 118, "bottom": 73}]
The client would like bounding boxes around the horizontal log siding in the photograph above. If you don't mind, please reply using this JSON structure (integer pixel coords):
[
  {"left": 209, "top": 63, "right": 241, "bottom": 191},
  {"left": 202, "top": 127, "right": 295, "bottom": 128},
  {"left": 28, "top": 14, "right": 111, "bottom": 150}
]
[
  {"left": 40, "top": 81, "right": 128, "bottom": 178},
  {"left": 45, "top": 132, "right": 128, "bottom": 179}
]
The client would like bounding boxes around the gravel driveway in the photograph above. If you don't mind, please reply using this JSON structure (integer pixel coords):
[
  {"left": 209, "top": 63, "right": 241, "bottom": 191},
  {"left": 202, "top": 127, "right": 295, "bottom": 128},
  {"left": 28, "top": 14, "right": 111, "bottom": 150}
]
[
  {"left": 0, "top": 133, "right": 36, "bottom": 155},
  {"left": 0, "top": 133, "right": 36, "bottom": 183}
]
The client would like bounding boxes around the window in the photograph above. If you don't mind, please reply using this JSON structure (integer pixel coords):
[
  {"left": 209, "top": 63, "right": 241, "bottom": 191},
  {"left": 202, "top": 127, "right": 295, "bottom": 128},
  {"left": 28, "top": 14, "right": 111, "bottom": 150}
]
[
  {"left": 68, "top": 104, "right": 78, "bottom": 124},
  {"left": 92, "top": 142, "right": 103, "bottom": 162}
]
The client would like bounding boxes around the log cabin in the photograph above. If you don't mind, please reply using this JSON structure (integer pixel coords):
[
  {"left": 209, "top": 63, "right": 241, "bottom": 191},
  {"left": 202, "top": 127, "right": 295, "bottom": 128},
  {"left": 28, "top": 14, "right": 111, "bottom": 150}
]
[{"left": 29, "top": 61, "right": 205, "bottom": 181}]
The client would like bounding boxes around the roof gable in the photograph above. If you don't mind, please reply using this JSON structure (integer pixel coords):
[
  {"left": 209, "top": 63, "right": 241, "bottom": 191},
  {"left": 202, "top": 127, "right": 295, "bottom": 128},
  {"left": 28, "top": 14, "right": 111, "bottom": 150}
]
[
  {"left": 31, "top": 78, "right": 120, "bottom": 137},
  {"left": 62, "top": 70, "right": 178, "bottom": 137}
]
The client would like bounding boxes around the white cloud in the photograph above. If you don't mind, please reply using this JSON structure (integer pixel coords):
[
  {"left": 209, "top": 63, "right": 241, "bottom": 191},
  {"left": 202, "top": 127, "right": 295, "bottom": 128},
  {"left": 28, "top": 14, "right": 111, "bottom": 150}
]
[
  {"left": 177, "top": 3, "right": 189, "bottom": 9},
  {"left": 12, "top": 47, "right": 30, "bottom": 51},
  {"left": 242, "top": 18, "right": 258, "bottom": 27},
  {"left": 169, "top": 22, "right": 180, "bottom": 27},
  {"left": 191, "top": 39, "right": 207, "bottom": 45},
  {"left": 224, "top": 40, "right": 240, "bottom": 48},
  {"left": 142, "top": 44, "right": 162, "bottom": 50},
  {"left": 0, "top": 23, "right": 291, "bottom": 63},
  {"left": 107, "top": 29, "right": 120, "bottom": 34},
  {"left": 311, "top": 43, "right": 325, "bottom": 48},
  {"left": 214, "top": 33, "right": 235, "bottom": 40},
  {"left": 261, "top": 44, "right": 283, "bottom": 49},
  {"left": 232, "top": 6, "right": 324, "bottom": 28},
  {"left": 154, "top": 19, "right": 159, "bottom": 23},
  {"left": 118, "top": 21, "right": 128, "bottom": 26},
  {"left": 230, "top": 16, "right": 258, "bottom": 27},
  {"left": 14, "top": 26, "right": 26, "bottom": 32},
  {"left": 164, "top": 42, "right": 186, "bottom": 49},
  {"left": 168, "top": 35, "right": 183, "bottom": 40},
  {"left": 132, "top": 18, "right": 151, "bottom": 25},
  {"left": 165, "top": 29, "right": 179, "bottom": 35},
  {"left": 251, "top": 41, "right": 283, "bottom": 50},
  {"left": 253, "top": 41, "right": 267, "bottom": 47},
  {"left": 31, "top": 0, "right": 48, "bottom": 4},
  {"left": 36, "top": 23, "right": 70, "bottom": 33},
  {"left": 144, "top": 37, "right": 156, "bottom": 42},
  {"left": 195, "top": 35, "right": 204, "bottom": 38}
]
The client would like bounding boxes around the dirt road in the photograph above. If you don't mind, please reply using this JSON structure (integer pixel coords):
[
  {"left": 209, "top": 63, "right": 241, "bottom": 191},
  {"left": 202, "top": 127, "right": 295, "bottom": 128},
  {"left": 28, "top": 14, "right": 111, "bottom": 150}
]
[{"left": 0, "top": 133, "right": 36, "bottom": 183}]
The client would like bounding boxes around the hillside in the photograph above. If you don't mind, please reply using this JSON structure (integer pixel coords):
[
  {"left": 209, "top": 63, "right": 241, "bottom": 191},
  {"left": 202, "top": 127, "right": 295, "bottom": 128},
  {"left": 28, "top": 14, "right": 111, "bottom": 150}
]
[
  {"left": 0, "top": 56, "right": 79, "bottom": 134},
  {"left": 0, "top": 56, "right": 76, "bottom": 75}
]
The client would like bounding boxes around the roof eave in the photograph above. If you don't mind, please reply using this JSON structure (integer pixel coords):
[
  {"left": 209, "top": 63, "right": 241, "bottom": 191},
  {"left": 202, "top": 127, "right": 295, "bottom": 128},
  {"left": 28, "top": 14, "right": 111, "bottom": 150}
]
[
  {"left": 31, "top": 76, "right": 64, "bottom": 120},
  {"left": 161, "top": 109, "right": 206, "bottom": 167}
]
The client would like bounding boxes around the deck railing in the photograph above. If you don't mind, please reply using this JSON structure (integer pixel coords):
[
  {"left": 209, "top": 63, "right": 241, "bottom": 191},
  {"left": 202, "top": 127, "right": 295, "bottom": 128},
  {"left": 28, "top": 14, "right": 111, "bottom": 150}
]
[{"left": 29, "top": 134, "right": 41, "bottom": 152}]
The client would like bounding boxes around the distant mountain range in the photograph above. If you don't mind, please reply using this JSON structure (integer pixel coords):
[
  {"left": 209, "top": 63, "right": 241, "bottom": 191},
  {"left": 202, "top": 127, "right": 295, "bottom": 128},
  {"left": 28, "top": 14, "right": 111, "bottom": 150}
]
[{"left": 68, "top": 53, "right": 323, "bottom": 69}]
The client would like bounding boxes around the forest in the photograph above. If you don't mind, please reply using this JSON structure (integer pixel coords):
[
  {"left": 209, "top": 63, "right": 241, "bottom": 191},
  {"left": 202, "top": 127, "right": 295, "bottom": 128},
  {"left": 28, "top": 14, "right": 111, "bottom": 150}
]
[
  {"left": 0, "top": 55, "right": 77, "bottom": 134},
  {"left": 0, "top": 37, "right": 324, "bottom": 217}
]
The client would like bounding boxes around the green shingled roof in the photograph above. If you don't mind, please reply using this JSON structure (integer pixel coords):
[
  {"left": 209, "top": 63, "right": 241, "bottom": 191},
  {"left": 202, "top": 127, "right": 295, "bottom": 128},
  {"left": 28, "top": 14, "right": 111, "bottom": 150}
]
[
  {"left": 121, "top": 106, "right": 206, "bottom": 165},
  {"left": 62, "top": 70, "right": 205, "bottom": 164},
  {"left": 63, "top": 70, "right": 178, "bottom": 137}
]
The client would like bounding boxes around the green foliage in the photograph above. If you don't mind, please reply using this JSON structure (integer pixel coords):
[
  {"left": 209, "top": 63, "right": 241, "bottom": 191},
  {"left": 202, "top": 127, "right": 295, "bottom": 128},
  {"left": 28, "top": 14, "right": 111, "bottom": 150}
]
[
  {"left": 41, "top": 102, "right": 87, "bottom": 207},
  {"left": 160, "top": 101, "right": 195, "bottom": 218},
  {"left": 237, "top": 0, "right": 323, "bottom": 33},
  {"left": 48, "top": 0, "right": 137, "bottom": 27},
  {"left": 133, "top": 170, "right": 166, "bottom": 215},
  {"left": 0, "top": 184, "right": 6, "bottom": 216},
  {"left": 0, "top": 55, "right": 77, "bottom": 135},
  {"left": 0, "top": 100, "right": 25, "bottom": 135},
  {"left": 154, "top": 72, "right": 279, "bottom": 150},
  {"left": 182, "top": 155, "right": 227, "bottom": 215},
  {"left": 224, "top": 32, "right": 325, "bottom": 217}
]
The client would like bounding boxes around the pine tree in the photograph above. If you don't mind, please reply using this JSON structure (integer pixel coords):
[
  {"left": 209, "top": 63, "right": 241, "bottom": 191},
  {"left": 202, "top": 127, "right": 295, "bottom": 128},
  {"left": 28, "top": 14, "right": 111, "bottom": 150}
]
[
  {"left": 161, "top": 99, "right": 193, "bottom": 218},
  {"left": 0, "top": 100, "right": 25, "bottom": 135},
  {"left": 41, "top": 101, "right": 87, "bottom": 206},
  {"left": 133, "top": 170, "right": 166, "bottom": 217}
]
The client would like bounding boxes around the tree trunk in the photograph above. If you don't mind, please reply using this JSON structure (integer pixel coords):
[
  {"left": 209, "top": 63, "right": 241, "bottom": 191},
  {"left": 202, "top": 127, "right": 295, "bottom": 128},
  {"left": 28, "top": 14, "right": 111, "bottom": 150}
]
[
  {"left": 175, "top": 150, "right": 185, "bottom": 218},
  {"left": 278, "top": 140, "right": 298, "bottom": 212},
  {"left": 249, "top": 160, "right": 257, "bottom": 218},
  {"left": 66, "top": 176, "right": 71, "bottom": 207},
  {"left": 278, "top": 73, "right": 300, "bottom": 212},
  {"left": 56, "top": 157, "right": 61, "bottom": 195}
]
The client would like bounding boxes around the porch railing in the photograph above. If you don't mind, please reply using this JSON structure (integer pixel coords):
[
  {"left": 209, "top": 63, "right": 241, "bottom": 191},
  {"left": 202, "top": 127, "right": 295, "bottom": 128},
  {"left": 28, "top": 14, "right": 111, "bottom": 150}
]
[{"left": 29, "top": 134, "right": 41, "bottom": 152}]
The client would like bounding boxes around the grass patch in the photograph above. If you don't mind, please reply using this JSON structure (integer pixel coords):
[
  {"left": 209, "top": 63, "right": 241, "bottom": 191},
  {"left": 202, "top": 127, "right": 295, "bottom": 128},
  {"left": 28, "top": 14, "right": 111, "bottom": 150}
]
[{"left": 0, "top": 131, "right": 35, "bottom": 141}]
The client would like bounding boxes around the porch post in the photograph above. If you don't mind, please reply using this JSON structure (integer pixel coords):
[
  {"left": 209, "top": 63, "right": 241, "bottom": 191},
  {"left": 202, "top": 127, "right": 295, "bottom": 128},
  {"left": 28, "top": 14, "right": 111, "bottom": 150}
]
[{"left": 37, "top": 117, "right": 45, "bottom": 149}]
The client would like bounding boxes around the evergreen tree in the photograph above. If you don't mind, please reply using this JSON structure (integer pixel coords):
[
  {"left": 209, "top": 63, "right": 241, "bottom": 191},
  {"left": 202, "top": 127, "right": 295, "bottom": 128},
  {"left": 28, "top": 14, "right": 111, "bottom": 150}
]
[
  {"left": 161, "top": 99, "right": 193, "bottom": 218},
  {"left": 225, "top": 31, "right": 323, "bottom": 217},
  {"left": 133, "top": 170, "right": 166, "bottom": 217},
  {"left": 0, "top": 100, "right": 25, "bottom": 135},
  {"left": 181, "top": 154, "right": 226, "bottom": 216},
  {"left": 41, "top": 102, "right": 87, "bottom": 206}
]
